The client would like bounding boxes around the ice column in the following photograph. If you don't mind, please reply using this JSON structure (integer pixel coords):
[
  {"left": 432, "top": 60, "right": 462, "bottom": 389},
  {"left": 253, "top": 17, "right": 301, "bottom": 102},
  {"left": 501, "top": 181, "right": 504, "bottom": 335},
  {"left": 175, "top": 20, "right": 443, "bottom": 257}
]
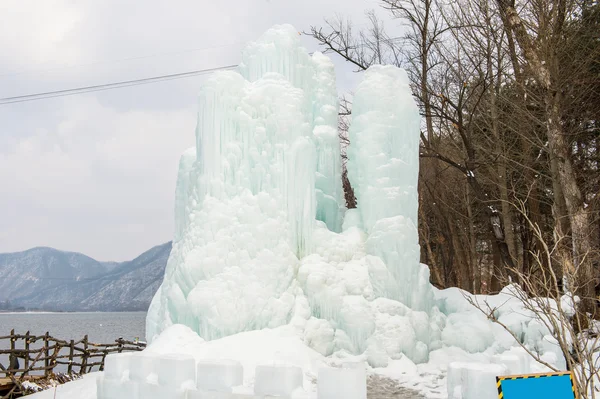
[
  {"left": 346, "top": 66, "right": 433, "bottom": 311},
  {"left": 147, "top": 25, "right": 340, "bottom": 342},
  {"left": 173, "top": 148, "right": 196, "bottom": 243},
  {"left": 311, "top": 52, "right": 344, "bottom": 233},
  {"left": 239, "top": 25, "right": 344, "bottom": 232}
]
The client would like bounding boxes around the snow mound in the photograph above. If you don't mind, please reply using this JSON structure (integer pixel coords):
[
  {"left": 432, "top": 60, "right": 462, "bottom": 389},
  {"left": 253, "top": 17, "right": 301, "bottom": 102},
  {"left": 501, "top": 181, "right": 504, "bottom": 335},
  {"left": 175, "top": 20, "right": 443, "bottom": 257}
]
[{"left": 147, "top": 324, "right": 326, "bottom": 390}]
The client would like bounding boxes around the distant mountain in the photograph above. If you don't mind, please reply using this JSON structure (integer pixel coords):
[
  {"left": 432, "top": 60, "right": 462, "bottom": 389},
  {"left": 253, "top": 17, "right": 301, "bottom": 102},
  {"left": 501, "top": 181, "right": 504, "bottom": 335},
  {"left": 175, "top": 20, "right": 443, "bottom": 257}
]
[{"left": 0, "top": 243, "right": 171, "bottom": 311}]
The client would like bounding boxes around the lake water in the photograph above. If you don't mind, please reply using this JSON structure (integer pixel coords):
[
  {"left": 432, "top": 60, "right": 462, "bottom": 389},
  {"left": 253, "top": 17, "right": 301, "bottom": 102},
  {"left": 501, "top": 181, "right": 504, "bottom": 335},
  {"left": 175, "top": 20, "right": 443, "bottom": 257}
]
[
  {"left": 0, "top": 312, "right": 147, "bottom": 374},
  {"left": 0, "top": 312, "right": 147, "bottom": 344}
]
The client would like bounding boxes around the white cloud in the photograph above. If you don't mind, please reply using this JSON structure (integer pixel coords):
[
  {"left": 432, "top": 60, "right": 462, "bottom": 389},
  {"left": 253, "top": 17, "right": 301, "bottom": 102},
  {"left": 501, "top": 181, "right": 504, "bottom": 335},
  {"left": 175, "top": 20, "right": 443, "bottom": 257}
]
[
  {"left": 0, "top": 0, "right": 84, "bottom": 69},
  {"left": 0, "top": 0, "right": 382, "bottom": 260},
  {"left": 0, "top": 96, "right": 195, "bottom": 260}
]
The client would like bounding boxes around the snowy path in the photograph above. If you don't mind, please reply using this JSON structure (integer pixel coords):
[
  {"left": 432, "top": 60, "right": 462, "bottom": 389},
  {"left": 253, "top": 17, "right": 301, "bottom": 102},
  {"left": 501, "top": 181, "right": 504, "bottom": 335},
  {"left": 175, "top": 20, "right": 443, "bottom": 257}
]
[
  {"left": 28, "top": 374, "right": 429, "bottom": 399},
  {"left": 368, "top": 375, "right": 427, "bottom": 399}
]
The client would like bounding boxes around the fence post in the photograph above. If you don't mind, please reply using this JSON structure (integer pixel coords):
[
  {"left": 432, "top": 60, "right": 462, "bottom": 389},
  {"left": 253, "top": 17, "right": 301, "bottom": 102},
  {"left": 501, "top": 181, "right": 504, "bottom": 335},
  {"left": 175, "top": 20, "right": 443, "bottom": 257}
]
[
  {"left": 67, "top": 340, "right": 74, "bottom": 374},
  {"left": 23, "top": 331, "right": 30, "bottom": 376},
  {"left": 44, "top": 332, "right": 50, "bottom": 377},
  {"left": 80, "top": 335, "right": 88, "bottom": 374},
  {"left": 9, "top": 329, "right": 16, "bottom": 374},
  {"left": 100, "top": 350, "right": 107, "bottom": 371}
]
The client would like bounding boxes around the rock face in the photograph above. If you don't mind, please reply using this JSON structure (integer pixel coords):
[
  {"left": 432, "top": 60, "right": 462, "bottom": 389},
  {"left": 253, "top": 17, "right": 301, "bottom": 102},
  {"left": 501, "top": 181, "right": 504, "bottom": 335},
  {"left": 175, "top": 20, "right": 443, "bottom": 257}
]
[
  {"left": 147, "top": 24, "right": 442, "bottom": 366},
  {"left": 0, "top": 242, "right": 171, "bottom": 311}
]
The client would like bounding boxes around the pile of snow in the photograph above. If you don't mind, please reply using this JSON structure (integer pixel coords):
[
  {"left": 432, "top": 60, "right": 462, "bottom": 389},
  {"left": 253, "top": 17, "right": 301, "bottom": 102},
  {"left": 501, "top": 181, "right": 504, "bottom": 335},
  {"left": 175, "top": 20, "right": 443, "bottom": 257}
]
[
  {"left": 435, "top": 285, "right": 569, "bottom": 370},
  {"left": 92, "top": 324, "right": 368, "bottom": 399},
  {"left": 433, "top": 286, "right": 575, "bottom": 399},
  {"left": 29, "top": 297, "right": 572, "bottom": 399},
  {"left": 143, "top": 324, "right": 325, "bottom": 389}
]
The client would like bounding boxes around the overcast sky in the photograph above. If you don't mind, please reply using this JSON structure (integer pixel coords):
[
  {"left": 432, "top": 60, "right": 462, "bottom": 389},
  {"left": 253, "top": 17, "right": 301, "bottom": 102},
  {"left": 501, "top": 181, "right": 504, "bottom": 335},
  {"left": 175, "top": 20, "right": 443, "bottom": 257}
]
[{"left": 0, "top": 0, "right": 395, "bottom": 261}]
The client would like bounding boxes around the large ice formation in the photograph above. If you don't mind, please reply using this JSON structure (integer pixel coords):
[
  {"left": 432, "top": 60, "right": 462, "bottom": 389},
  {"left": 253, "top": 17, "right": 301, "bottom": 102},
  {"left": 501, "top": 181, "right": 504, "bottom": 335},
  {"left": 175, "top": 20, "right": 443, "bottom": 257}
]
[{"left": 147, "top": 24, "right": 440, "bottom": 366}]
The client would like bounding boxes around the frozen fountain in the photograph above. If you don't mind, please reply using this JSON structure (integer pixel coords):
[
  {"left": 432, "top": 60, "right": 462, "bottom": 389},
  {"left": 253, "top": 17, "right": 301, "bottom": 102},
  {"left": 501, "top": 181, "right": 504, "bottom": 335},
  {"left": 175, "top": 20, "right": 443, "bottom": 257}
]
[{"left": 146, "top": 24, "right": 440, "bottom": 366}]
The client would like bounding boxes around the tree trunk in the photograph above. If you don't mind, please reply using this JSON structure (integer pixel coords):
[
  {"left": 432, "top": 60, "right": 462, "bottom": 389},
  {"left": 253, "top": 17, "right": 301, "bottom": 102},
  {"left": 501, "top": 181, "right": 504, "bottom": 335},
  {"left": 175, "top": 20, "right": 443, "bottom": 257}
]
[
  {"left": 550, "top": 151, "right": 572, "bottom": 287},
  {"left": 466, "top": 183, "right": 480, "bottom": 293},
  {"left": 547, "top": 95, "right": 595, "bottom": 309},
  {"left": 419, "top": 202, "right": 444, "bottom": 287},
  {"left": 491, "top": 91, "right": 518, "bottom": 271},
  {"left": 498, "top": 0, "right": 596, "bottom": 312},
  {"left": 490, "top": 239, "right": 503, "bottom": 293}
]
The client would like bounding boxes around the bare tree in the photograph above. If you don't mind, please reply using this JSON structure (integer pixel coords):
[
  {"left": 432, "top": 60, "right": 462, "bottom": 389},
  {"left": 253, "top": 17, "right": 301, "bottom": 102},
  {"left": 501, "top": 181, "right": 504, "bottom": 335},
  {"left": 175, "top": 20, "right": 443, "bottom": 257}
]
[
  {"left": 311, "top": 0, "right": 600, "bottom": 299},
  {"left": 496, "top": 0, "right": 598, "bottom": 313},
  {"left": 338, "top": 96, "right": 356, "bottom": 209},
  {"left": 468, "top": 198, "right": 600, "bottom": 397}
]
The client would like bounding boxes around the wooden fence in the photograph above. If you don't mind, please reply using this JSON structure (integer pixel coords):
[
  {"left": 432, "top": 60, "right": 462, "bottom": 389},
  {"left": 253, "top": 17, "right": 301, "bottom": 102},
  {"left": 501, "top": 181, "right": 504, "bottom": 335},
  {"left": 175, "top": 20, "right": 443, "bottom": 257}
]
[{"left": 0, "top": 329, "right": 145, "bottom": 398}]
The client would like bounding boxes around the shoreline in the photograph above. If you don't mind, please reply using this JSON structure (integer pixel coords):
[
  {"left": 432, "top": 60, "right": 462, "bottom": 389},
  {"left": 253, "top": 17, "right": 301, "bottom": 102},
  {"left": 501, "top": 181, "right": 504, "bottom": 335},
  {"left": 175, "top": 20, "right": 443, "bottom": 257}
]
[
  {"left": 0, "top": 310, "right": 148, "bottom": 314},
  {"left": 0, "top": 311, "right": 61, "bottom": 314}
]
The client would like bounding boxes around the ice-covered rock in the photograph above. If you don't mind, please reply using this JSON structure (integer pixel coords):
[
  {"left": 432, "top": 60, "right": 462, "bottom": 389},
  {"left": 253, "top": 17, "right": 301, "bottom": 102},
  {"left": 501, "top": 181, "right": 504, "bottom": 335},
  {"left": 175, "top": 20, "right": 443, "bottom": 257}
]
[
  {"left": 96, "top": 375, "right": 104, "bottom": 399},
  {"left": 447, "top": 362, "right": 507, "bottom": 399},
  {"left": 103, "top": 352, "right": 132, "bottom": 380},
  {"left": 97, "top": 375, "right": 138, "bottom": 399},
  {"left": 157, "top": 353, "right": 196, "bottom": 388},
  {"left": 186, "top": 393, "right": 263, "bottom": 399},
  {"left": 129, "top": 352, "right": 159, "bottom": 382},
  {"left": 254, "top": 364, "right": 304, "bottom": 396},
  {"left": 139, "top": 382, "right": 186, "bottom": 399},
  {"left": 540, "top": 335, "right": 567, "bottom": 370},
  {"left": 318, "top": 364, "right": 367, "bottom": 399},
  {"left": 196, "top": 360, "right": 243, "bottom": 392},
  {"left": 441, "top": 312, "right": 495, "bottom": 353},
  {"left": 491, "top": 346, "right": 531, "bottom": 374}
]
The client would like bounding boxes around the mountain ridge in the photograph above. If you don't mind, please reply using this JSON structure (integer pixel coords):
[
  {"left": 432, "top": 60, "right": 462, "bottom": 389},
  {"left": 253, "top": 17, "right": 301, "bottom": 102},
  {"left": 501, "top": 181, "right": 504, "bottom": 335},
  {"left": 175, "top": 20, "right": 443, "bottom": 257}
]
[{"left": 0, "top": 242, "right": 171, "bottom": 311}]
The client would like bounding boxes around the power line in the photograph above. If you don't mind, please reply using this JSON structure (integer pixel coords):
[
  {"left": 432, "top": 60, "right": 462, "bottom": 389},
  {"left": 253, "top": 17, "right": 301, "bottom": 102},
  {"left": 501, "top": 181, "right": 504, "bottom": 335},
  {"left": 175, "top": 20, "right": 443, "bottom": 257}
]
[
  {"left": 0, "top": 64, "right": 238, "bottom": 105},
  {"left": 0, "top": 41, "right": 245, "bottom": 78},
  {"left": 0, "top": 48, "right": 323, "bottom": 106}
]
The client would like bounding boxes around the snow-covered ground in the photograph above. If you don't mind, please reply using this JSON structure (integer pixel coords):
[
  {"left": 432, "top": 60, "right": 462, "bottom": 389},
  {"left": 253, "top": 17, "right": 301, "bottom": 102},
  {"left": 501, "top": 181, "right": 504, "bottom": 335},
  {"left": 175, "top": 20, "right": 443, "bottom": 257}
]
[
  {"left": 26, "top": 325, "right": 440, "bottom": 399},
  {"left": 28, "top": 285, "right": 581, "bottom": 399},
  {"left": 28, "top": 373, "right": 99, "bottom": 399},
  {"left": 28, "top": 373, "right": 428, "bottom": 399}
]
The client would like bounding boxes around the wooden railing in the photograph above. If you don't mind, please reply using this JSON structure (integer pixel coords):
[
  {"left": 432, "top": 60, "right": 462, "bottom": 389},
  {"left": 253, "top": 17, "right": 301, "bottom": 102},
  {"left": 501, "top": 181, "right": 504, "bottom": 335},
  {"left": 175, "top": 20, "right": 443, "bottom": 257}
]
[{"left": 0, "top": 329, "right": 145, "bottom": 398}]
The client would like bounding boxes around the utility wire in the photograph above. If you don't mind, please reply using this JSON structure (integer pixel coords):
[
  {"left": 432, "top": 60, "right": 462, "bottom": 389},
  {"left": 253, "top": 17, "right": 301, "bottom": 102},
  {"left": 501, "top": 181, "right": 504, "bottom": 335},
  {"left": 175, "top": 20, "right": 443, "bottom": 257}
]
[
  {"left": 0, "top": 49, "right": 324, "bottom": 106},
  {"left": 0, "top": 41, "right": 245, "bottom": 78},
  {"left": 0, "top": 64, "right": 238, "bottom": 105}
]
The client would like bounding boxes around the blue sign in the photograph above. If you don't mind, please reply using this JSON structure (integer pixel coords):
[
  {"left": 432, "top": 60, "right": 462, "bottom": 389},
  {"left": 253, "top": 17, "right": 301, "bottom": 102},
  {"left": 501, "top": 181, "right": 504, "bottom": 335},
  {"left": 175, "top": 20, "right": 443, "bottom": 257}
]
[{"left": 497, "top": 372, "right": 578, "bottom": 399}]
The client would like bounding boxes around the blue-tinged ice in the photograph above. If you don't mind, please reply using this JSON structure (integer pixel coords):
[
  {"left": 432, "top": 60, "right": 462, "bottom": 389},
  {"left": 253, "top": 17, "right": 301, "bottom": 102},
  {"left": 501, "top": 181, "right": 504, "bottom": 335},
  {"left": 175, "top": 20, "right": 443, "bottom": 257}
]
[{"left": 147, "top": 24, "right": 442, "bottom": 366}]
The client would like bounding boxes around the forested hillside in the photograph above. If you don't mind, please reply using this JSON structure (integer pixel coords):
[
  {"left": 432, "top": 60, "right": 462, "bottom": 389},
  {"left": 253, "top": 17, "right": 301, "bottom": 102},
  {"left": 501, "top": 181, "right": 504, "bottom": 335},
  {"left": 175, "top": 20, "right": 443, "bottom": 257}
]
[{"left": 312, "top": 0, "right": 600, "bottom": 311}]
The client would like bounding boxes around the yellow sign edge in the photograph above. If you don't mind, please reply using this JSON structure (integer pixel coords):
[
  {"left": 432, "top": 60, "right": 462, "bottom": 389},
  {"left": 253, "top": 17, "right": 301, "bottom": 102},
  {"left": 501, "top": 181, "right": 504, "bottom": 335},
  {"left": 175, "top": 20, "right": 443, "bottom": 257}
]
[{"left": 496, "top": 371, "right": 579, "bottom": 399}]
